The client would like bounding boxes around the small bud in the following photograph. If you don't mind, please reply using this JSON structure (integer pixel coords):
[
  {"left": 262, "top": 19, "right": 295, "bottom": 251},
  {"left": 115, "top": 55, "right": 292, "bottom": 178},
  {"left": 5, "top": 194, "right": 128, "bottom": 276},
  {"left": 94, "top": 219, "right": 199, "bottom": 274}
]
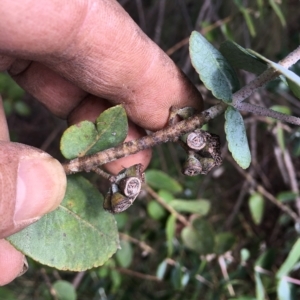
[
  {"left": 199, "top": 157, "right": 216, "bottom": 175},
  {"left": 110, "top": 192, "right": 134, "bottom": 214},
  {"left": 186, "top": 130, "right": 206, "bottom": 151},
  {"left": 182, "top": 155, "right": 202, "bottom": 176},
  {"left": 124, "top": 163, "right": 144, "bottom": 180},
  {"left": 118, "top": 177, "right": 142, "bottom": 197}
]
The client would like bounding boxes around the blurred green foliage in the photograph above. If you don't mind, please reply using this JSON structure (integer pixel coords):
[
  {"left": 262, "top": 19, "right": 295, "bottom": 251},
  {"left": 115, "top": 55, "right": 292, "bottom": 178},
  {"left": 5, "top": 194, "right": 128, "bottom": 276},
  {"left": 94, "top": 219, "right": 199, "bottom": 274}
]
[{"left": 0, "top": 72, "right": 30, "bottom": 117}]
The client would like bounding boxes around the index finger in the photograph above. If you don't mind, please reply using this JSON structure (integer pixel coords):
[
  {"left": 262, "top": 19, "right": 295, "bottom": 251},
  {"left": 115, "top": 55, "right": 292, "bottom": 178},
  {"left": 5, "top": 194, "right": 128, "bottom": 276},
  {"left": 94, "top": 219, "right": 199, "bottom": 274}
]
[{"left": 0, "top": 0, "right": 203, "bottom": 131}]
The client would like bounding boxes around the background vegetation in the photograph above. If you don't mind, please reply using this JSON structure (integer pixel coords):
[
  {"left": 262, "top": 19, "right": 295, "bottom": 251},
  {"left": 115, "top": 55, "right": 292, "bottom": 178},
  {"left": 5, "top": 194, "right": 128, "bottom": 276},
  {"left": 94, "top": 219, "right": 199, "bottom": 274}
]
[{"left": 1, "top": 0, "right": 300, "bottom": 299}]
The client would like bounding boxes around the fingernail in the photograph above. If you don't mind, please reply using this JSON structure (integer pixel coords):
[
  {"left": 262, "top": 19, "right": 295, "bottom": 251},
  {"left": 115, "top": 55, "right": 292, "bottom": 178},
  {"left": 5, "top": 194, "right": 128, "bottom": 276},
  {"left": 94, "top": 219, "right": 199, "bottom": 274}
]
[{"left": 14, "top": 155, "right": 66, "bottom": 225}]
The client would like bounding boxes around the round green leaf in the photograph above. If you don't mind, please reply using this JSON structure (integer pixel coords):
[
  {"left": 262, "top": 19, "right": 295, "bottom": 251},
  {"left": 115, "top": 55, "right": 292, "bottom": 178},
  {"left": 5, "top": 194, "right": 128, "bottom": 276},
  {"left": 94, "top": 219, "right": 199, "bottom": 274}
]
[
  {"left": 53, "top": 280, "right": 76, "bottom": 300},
  {"left": 114, "top": 213, "right": 128, "bottom": 230},
  {"left": 116, "top": 240, "right": 133, "bottom": 268},
  {"left": 14, "top": 101, "right": 31, "bottom": 116},
  {"left": 60, "top": 105, "right": 128, "bottom": 159},
  {"left": 147, "top": 201, "right": 166, "bottom": 220},
  {"left": 158, "top": 189, "right": 174, "bottom": 204},
  {"left": 248, "top": 192, "right": 264, "bottom": 225},
  {"left": 214, "top": 232, "right": 236, "bottom": 255},
  {"left": 60, "top": 120, "right": 98, "bottom": 159},
  {"left": 189, "top": 31, "right": 240, "bottom": 103},
  {"left": 225, "top": 106, "right": 251, "bottom": 169},
  {"left": 94, "top": 105, "right": 128, "bottom": 153},
  {"left": 145, "top": 170, "right": 183, "bottom": 194},
  {"left": 240, "top": 248, "right": 250, "bottom": 262},
  {"left": 8, "top": 175, "right": 119, "bottom": 271},
  {"left": 181, "top": 218, "right": 214, "bottom": 254}
]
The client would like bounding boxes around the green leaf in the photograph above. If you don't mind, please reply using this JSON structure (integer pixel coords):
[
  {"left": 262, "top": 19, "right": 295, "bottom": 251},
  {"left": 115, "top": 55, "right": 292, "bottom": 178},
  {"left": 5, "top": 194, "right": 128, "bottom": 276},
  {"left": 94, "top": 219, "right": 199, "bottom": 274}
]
[
  {"left": 225, "top": 106, "right": 251, "bottom": 169},
  {"left": 181, "top": 218, "right": 215, "bottom": 254},
  {"left": 248, "top": 50, "right": 300, "bottom": 87},
  {"left": 166, "top": 214, "right": 176, "bottom": 257},
  {"left": 233, "top": 0, "right": 256, "bottom": 37},
  {"left": 277, "top": 191, "right": 298, "bottom": 203},
  {"left": 287, "top": 78, "right": 300, "bottom": 99},
  {"left": 220, "top": 23, "right": 234, "bottom": 41},
  {"left": 3, "top": 99, "right": 13, "bottom": 116},
  {"left": 0, "top": 288, "right": 17, "bottom": 300},
  {"left": 158, "top": 189, "right": 174, "bottom": 204},
  {"left": 145, "top": 170, "right": 183, "bottom": 194},
  {"left": 270, "top": 105, "right": 291, "bottom": 116},
  {"left": 248, "top": 193, "right": 264, "bottom": 225},
  {"left": 53, "top": 280, "right": 76, "bottom": 300},
  {"left": 110, "top": 269, "right": 122, "bottom": 292},
  {"left": 171, "top": 264, "right": 182, "bottom": 289},
  {"left": 61, "top": 121, "right": 96, "bottom": 159},
  {"left": 0, "top": 73, "right": 25, "bottom": 101},
  {"left": 241, "top": 8, "right": 256, "bottom": 37},
  {"left": 98, "top": 265, "right": 109, "bottom": 278},
  {"left": 277, "top": 278, "right": 294, "bottom": 300},
  {"left": 269, "top": 0, "right": 286, "bottom": 27},
  {"left": 8, "top": 175, "right": 119, "bottom": 271},
  {"left": 277, "top": 238, "right": 300, "bottom": 278},
  {"left": 114, "top": 213, "right": 128, "bottom": 230},
  {"left": 156, "top": 260, "right": 168, "bottom": 280},
  {"left": 181, "top": 273, "right": 190, "bottom": 287},
  {"left": 219, "top": 41, "right": 267, "bottom": 75},
  {"left": 254, "top": 272, "right": 265, "bottom": 300},
  {"left": 147, "top": 201, "right": 166, "bottom": 220},
  {"left": 60, "top": 105, "right": 128, "bottom": 159},
  {"left": 255, "top": 249, "right": 276, "bottom": 270},
  {"left": 257, "top": 0, "right": 264, "bottom": 16},
  {"left": 169, "top": 199, "right": 210, "bottom": 216},
  {"left": 14, "top": 101, "right": 31, "bottom": 116},
  {"left": 276, "top": 125, "right": 285, "bottom": 151},
  {"left": 240, "top": 248, "right": 250, "bottom": 262},
  {"left": 189, "top": 31, "right": 239, "bottom": 103},
  {"left": 214, "top": 232, "right": 236, "bottom": 255},
  {"left": 116, "top": 240, "right": 133, "bottom": 268}
]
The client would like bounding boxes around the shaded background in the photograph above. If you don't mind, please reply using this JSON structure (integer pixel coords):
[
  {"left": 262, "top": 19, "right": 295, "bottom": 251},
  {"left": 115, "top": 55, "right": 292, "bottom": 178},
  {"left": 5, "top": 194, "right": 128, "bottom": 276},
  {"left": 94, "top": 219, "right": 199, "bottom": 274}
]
[{"left": 1, "top": 0, "right": 300, "bottom": 299}]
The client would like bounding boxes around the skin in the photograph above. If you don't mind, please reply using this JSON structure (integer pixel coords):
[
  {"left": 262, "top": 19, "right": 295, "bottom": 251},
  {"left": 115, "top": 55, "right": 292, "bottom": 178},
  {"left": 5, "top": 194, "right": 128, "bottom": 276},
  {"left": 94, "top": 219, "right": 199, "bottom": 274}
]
[{"left": 0, "top": 0, "right": 203, "bottom": 285}]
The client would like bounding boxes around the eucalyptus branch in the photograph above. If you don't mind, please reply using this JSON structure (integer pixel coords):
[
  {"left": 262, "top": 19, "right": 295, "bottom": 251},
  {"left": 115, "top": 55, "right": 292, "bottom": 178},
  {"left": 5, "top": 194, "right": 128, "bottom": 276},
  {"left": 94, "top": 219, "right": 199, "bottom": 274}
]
[
  {"left": 233, "top": 45, "right": 300, "bottom": 106},
  {"left": 232, "top": 68, "right": 278, "bottom": 105},
  {"left": 235, "top": 102, "right": 300, "bottom": 126},
  {"left": 62, "top": 46, "right": 300, "bottom": 175},
  {"left": 279, "top": 45, "right": 300, "bottom": 68},
  {"left": 63, "top": 103, "right": 226, "bottom": 174}
]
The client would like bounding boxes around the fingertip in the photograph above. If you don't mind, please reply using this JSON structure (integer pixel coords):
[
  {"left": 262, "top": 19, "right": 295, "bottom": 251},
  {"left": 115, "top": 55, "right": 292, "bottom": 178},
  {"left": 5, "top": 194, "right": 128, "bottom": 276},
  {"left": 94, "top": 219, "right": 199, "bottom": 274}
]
[
  {"left": 0, "top": 239, "right": 26, "bottom": 286},
  {"left": 15, "top": 154, "right": 67, "bottom": 224}
]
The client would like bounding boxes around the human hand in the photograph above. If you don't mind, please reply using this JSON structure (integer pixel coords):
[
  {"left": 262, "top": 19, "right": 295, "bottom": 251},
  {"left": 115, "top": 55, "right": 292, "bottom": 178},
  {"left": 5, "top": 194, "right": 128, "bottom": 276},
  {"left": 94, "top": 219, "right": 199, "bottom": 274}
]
[{"left": 0, "top": 0, "right": 203, "bottom": 285}]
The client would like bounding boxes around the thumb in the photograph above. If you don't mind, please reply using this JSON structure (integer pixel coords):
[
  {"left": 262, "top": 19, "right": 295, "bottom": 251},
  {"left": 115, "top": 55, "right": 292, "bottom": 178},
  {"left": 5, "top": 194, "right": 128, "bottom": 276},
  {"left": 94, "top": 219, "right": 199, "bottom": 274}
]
[
  {"left": 0, "top": 141, "right": 67, "bottom": 238},
  {"left": 0, "top": 93, "right": 66, "bottom": 238},
  {"left": 0, "top": 95, "right": 66, "bottom": 238}
]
